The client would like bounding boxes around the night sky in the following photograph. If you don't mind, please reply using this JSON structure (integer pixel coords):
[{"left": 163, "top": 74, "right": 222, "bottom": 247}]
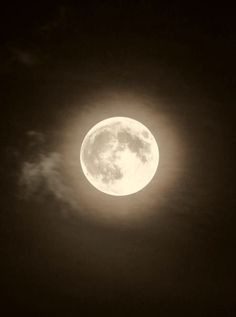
[{"left": 1, "top": 2, "right": 235, "bottom": 315}]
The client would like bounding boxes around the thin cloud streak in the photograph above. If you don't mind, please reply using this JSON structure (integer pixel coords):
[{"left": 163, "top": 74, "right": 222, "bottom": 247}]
[{"left": 19, "top": 150, "right": 77, "bottom": 209}]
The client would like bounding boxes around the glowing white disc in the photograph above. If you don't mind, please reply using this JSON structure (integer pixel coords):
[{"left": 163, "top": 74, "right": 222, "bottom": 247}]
[{"left": 80, "top": 117, "right": 159, "bottom": 196}]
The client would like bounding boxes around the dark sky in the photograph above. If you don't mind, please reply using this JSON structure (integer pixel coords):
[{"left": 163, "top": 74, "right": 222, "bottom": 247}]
[{"left": 1, "top": 2, "right": 235, "bottom": 315}]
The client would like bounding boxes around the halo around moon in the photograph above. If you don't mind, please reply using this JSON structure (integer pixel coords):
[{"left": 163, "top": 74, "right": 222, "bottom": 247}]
[{"left": 80, "top": 117, "right": 159, "bottom": 196}]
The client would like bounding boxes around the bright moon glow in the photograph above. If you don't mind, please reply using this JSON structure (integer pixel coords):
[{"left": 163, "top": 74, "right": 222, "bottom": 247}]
[{"left": 80, "top": 117, "right": 159, "bottom": 196}]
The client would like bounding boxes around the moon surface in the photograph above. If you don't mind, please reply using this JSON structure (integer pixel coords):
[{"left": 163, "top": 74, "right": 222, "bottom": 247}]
[{"left": 80, "top": 117, "right": 159, "bottom": 196}]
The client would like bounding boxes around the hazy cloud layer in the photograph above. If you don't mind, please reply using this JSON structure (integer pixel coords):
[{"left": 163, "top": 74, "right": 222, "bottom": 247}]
[
  {"left": 19, "top": 131, "right": 76, "bottom": 209},
  {"left": 12, "top": 49, "right": 38, "bottom": 66}
]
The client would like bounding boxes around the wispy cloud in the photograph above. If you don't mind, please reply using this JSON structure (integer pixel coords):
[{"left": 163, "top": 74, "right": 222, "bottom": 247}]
[
  {"left": 19, "top": 131, "right": 76, "bottom": 209},
  {"left": 26, "top": 130, "right": 45, "bottom": 146},
  {"left": 11, "top": 48, "right": 39, "bottom": 66}
]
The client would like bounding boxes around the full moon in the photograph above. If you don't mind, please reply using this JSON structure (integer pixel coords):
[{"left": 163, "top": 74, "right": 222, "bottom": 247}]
[{"left": 80, "top": 117, "right": 159, "bottom": 196}]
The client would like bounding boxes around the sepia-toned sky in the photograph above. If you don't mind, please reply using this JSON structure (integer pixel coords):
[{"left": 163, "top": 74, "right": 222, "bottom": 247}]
[{"left": 1, "top": 2, "right": 235, "bottom": 315}]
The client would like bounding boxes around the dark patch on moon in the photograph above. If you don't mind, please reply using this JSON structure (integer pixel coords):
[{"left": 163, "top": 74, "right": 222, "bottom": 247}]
[
  {"left": 117, "top": 129, "right": 150, "bottom": 163},
  {"left": 142, "top": 130, "right": 149, "bottom": 138},
  {"left": 82, "top": 128, "right": 123, "bottom": 184}
]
